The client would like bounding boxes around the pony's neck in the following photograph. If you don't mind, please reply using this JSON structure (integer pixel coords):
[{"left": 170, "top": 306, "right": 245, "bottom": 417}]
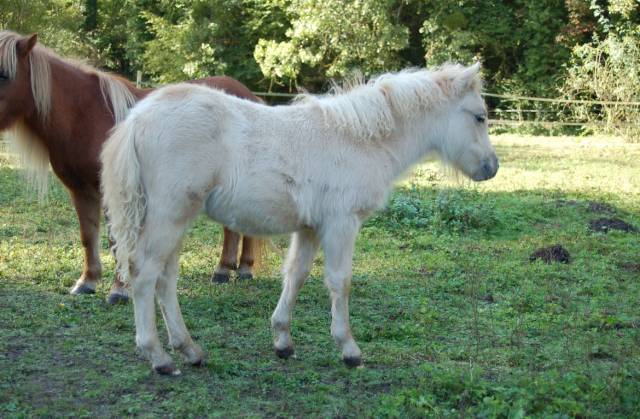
[
  {"left": 380, "top": 110, "right": 445, "bottom": 182},
  {"left": 22, "top": 55, "right": 143, "bottom": 153}
]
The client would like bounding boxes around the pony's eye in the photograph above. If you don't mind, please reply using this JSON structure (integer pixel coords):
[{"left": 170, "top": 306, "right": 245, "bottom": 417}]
[{"left": 475, "top": 114, "right": 486, "bottom": 123}]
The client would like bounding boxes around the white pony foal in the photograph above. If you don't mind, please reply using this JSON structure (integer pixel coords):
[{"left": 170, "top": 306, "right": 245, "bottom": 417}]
[{"left": 101, "top": 63, "right": 498, "bottom": 374}]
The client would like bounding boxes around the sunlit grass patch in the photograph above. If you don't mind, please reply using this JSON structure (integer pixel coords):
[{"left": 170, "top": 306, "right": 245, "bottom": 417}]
[{"left": 0, "top": 135, "right": 638, "bottom": 417}]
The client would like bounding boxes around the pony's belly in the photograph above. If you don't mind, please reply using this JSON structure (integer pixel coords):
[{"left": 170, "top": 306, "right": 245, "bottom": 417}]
[{"left": 203, "top": 188, "right": 300, "bottom": 236}]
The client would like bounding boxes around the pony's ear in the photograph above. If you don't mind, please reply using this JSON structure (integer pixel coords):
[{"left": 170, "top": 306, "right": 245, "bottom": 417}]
[
  {"left": 455, "top": 62, "right": 481, "bottom": 93},
  {"left": 16, "top": 33, "right": 38, "bottom": 57}
]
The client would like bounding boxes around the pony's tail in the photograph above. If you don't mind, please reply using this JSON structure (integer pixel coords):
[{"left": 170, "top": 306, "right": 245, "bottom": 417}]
[
  {"left": 100, "top": 121, "right": 146, "bottom": 284},
  {"left": 248, "top": 237, "right": 270, "bottom": 275}
]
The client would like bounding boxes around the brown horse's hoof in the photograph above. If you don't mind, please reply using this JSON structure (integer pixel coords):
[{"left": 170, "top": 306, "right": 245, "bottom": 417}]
[
  {"left": 238, "top": 272, "right": 253, "bottom": 281},
  {"left": 154, "top": 364, "right": 181, "bottom": 376},
  {"left": 70, "top": 283, "right": 96, "bottom": 295},
  {"left": 107, "top": 292, "right": 129, "bottom": 305},
  {"left": 211, "top": 272, "right": 230, "bottom": 284},
  {"left": 275, "top": 347, "right": 294, "bottom": 359},
  {"left": 343, "top": 356, "right": 363, "bottom": 368}
]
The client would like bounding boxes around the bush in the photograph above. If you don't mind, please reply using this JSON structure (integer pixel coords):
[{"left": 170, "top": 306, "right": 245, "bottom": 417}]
[
  {"left": 372, "top": 187, "right": 499, "bottom": 235},
  {"left": 561, "top": 30, "right": 640, "bottom": 142}
]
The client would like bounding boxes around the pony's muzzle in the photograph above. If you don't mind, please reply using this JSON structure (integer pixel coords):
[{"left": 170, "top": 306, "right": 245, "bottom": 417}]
[{"left": 473, "top": 156, "right": 499, "bottom": 181}]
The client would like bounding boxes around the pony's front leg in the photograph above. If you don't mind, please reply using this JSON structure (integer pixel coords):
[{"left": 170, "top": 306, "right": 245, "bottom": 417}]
[
  {"left": 211, "top": 227, "right": 241, "bottom": 283},
  {"left": 69, "top": 191, "right": 102, "bottom": 295},
  {"left": 271, "top": 229, "right": 319, "bottom": 358},
  {"left": 157, "top": 251, "right": 205, "bottom": 366},
  {"left": 320, "top": 219, "right": 362, "bottom": 367},
  {"left": 132, "top": 260, "right": 177, "bottom": 375}
]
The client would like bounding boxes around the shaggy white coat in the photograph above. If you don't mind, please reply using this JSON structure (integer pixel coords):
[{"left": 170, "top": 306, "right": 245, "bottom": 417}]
[{"left": 101, "top": 63, "right": 498, "bottom": 373}]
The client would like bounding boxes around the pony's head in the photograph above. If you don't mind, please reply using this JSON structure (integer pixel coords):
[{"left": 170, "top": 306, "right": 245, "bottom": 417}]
[
  {"left": 0, "top": 31, "right": 50, "bottom": 130},
  {"left": 432, "top": 63, "right": 498, "bottom": 181}
]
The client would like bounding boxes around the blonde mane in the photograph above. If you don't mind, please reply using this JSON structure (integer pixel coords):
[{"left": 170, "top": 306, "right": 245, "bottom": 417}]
[
  {"left": 295, "top": 64, "right": 482, "bottom": 142},
  {"left": 0, "top": 30, "right": 136, "bottom": 197}
]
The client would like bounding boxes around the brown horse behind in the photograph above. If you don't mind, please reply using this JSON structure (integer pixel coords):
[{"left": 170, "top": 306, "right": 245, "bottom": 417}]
[{"left": 0, "top": 31, "right": 259, "bottom": 303}]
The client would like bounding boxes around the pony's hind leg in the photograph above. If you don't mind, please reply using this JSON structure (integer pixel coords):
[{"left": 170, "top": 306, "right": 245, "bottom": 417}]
[
  {"left": 156, "top": 250, "right": 205, "bottom": 366},
  {"left": 131, "top": 211, "right": 196, "bottom": 374},
  {"left": 131, "top": 257, "right": 176, "bottom": 374},
  {"left": 237, "top": 235, "right": 255, "bottom": 280},
  {"left": 320, "top": 219, "right": 362, "bottom": 367},
  {"left": 271, "top": 229, "right": 319, "bottom": 358},
  {"left": 211, "top": 227, "right": 241, "bottom": 283},
  {"left": 69, "top": 190, "right": 102, "bottom": 295}
]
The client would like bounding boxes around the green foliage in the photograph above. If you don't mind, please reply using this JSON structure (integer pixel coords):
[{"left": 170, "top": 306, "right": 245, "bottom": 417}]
[
  {"left": 142, "top": 8, "right": 227, "bottom": 83},
  {"left": 374, "top": 186, "right": 499, "bottom": 234},
  {"left": 141, "top": 0, "right": 289, "bottom": 87},
  {"left": 419, "top": 1, "right": 517, "bottom": 83},
  {"left": 0, "top": 0, "right": 86, "bottom": 57},
  {"left": 381, "top": 363, "right": 630, "bottom": 417},
  {"left": 254, "top": 0, "right": 408, "bottom": 89},
  {"left": 2, "top": 0, "right": 639, "bottom": 113},
  {"left": 561, "top": 2, "right": 640, "bottom": 142}
]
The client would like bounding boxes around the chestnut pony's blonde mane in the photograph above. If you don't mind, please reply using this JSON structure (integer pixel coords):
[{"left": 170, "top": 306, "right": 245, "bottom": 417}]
[
  {"left": 295, "top": 64, "right": 482, "bottom": 142},
  {"left": 0, "top": 30, "right": 136, "bottom": 197}
]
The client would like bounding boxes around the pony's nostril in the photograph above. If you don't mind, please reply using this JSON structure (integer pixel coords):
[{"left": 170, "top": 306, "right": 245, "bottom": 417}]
[
  {"left": 483, "top": 162, "right": 492, "bottom": 176},
  {"left": 482, "top": 159, "right": 497, "bottom": 179}
]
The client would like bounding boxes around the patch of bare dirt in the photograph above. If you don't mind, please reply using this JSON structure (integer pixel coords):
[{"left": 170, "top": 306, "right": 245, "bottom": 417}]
[
  {"left": 620, "top": 262, "right": 640, "bottom": 273},
  {"left": 529, "top": 244, "right": 571, "bottom": 264},
  {"left": 589, "top": 218, "right": 637, "bottom": 233},
  {"left": 587, "top": 201, "right": 615, "bottom": 214},
  {"left": 588, "top": 348, "right": 616, "bottom": 361}
]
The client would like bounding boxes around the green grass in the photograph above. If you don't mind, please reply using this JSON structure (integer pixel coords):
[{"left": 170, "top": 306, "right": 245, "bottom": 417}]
[{"left": 1, "top": 135, "right": 639, "bottom": 417}]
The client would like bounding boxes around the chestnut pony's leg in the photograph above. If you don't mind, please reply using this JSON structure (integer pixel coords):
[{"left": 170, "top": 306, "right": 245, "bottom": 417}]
[
  {"left": 106, "top": 230, "right": 129, "bottom": 304},
  {"left": 69, "top": 191, "right": 102, "bottom": 295},
  {"left": 237, "top": 236, "right": 255, "bottom": 280},
  {"left": 211, "top": 227, "right": 241, "bottom": 283}
]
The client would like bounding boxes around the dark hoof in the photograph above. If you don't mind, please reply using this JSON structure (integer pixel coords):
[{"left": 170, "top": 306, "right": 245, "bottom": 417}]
[
  {"left": 275, "top": 347, "right": 294, "bottom": 359},
  {"left": 190, "top": 358, "right": 205, "bottom": 367},
  {"left": 343, "top": 356, "right": 362, "bottom": 368},
  {"left": 212, "top": 272, "right": 230, "bottom": 284},
  {"left": 154, "top": 364, "right": 181, "bottom": 376},
  {"left": 70, "top": 284, "right": 95, "bottom": 295},
  {"left": 107, "top": 292, "right": 129, "bottom": 305},
  {"left": 238, "top": 273, "right": 253, "bottom": 281}
]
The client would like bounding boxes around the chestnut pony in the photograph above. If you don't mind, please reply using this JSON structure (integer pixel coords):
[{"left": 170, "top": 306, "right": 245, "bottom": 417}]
[{"left": 0, "top": 31, "right": 258, "bottom": 304}]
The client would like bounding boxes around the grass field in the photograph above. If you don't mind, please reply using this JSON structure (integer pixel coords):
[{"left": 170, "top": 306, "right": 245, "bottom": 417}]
[{"left": 1, "top": 135, "right": 639, "bottom": 417}]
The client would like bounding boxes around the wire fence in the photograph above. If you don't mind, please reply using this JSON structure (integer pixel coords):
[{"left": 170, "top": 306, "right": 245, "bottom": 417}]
[
  {"left": 134, "top": 71, "right": 639, "bottom": 132},
  {"left": 250, "top": 90, "right": 640, "bottom": 131}
]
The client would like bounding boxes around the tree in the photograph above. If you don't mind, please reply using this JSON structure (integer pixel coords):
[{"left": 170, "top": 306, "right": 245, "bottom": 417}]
[
  {"left": 254, "top": 0, "right": 408, "bottom": 90},
  {"left": 0, "top": 0, "right": 85, "bottom": 56},
  {"left": 561, "top": 0, "right": 640, "bottom": 141},
  {"left": 141, "top": 0, "right": 289, "bottom": 88}
]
